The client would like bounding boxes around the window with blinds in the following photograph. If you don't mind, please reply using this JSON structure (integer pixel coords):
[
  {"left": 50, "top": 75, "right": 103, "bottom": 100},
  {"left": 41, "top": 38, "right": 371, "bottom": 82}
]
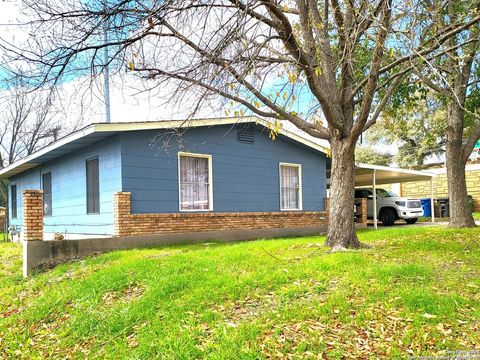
[
  {"left": 42, "top": 172, "right": 52, "bottom": 216},
  {"left": 86, "top": 157, "right": 100, "bottom": 214},
  {"left": 179, "top": 153, "right": 212, "bottom": 211},
  {"left": 11, "top": 184, "right": 17, "bottom": 218},
  {"left": 280, "top": 163, "right": 302, "bottom": 210}
]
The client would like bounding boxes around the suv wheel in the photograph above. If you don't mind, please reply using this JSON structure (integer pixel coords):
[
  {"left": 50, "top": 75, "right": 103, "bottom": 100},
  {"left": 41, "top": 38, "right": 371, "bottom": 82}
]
[
  {"left": 405, "top": 218, "right": 418, "bottom": 224},
  {"left": 380, "top": 208, "right": 395, "bottom": 226}
]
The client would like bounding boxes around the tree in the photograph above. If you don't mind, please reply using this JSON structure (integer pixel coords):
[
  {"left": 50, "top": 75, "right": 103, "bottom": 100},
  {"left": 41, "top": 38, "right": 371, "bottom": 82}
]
[
  {"left": 355, "top": 146, "right": 393, "bottom": 166},
  {"left": 0, "top": 78, "right": 68, "bottom": 207},
  {"left": 410, "top": 1, "right": 480, "bottom": 227},
  {"left": 367, "top": 92, "right": 447, "bottom": 169},
  {"left": 1, "top": 1, "right": 479, "bottom": 249}
]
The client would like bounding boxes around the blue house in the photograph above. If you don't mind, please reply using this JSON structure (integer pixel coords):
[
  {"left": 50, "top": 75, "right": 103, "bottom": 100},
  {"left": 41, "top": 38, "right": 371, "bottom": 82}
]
[{"left": 0, "top": 117, "right": 329, "bottom": 240}]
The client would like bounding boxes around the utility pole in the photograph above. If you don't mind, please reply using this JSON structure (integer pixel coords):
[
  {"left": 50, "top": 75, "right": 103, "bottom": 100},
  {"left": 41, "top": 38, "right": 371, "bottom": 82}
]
[{"left": 103, "top": 1, "right": 111, "bottom": 123}]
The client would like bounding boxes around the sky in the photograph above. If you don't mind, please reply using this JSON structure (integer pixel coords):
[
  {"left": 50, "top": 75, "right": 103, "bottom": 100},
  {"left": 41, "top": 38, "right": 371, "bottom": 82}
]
[
  {"left": 0, "top": 0, "right": 417, "bottom": 160},
  {"left": 0, "top": 0, "right": 331, "bottom": 155},
  {"left": 0, "top": 0, "right": 224, "bottom": 126}
]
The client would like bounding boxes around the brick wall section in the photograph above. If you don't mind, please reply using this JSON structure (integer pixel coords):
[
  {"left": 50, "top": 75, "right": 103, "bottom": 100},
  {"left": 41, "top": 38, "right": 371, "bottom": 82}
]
[
  {"left": 401, "top": 169, "right": 480, "bottom": 211},
  {"left": 23, "top": 190, "right": 43, "bottom": 241},
  {"left": 359, "top": 198, "right": 367, "bottom": 224},
  {"left": 0, "top": 207, "right": 5, "bottom": 231},
  {"left": 114, "top": 192, "right": 328, "bottom": 237}
]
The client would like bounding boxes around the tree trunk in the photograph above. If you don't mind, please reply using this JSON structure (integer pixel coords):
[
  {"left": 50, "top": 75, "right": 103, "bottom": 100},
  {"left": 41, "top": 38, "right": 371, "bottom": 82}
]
[
  {"left": 325, "top": 137, "right": 362, "bottom": 249},
  {"left": 445, "top": 103, "right": 476, "bottom": 228}
]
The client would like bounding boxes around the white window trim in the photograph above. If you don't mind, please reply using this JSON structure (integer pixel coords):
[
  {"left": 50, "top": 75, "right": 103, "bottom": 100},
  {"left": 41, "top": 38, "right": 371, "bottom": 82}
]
[
  {"left": 178, "top": 152, "right": 213, "bottom": 212},
  {"left": 279, "top": 162, "right": 303, "bottom": 211}
]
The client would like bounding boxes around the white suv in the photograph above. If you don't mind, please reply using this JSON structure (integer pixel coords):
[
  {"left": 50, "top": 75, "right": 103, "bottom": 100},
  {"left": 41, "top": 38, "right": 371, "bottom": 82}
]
[{"left": 354, "top": 188, "right": 424, "bottom": 226}]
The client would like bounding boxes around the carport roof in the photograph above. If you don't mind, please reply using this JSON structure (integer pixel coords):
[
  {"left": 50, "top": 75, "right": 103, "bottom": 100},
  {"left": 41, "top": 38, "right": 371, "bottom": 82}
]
[
  {"left": 353, "top": 163, "right": 436, "bottom": 186},
  {"left": 327, "top": 162, "right": 436, "bottom": 187}
]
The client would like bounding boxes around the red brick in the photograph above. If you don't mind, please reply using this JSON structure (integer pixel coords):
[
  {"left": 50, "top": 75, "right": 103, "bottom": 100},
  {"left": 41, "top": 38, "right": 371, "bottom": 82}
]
[{"left": 113, "top": 192, "right": 328, "bottom": 237}]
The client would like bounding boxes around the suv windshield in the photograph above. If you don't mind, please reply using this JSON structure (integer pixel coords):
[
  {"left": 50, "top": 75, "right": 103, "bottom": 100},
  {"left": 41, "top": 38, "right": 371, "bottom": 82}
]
[{"left": 376, "top": 189, "right": 398, "bottom": 198}]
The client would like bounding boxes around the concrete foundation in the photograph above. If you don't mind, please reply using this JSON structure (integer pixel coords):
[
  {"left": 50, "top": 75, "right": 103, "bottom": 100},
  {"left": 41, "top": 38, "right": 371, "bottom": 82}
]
[{"left": 23, "top": 225, "right": 327, "bottom": 277}]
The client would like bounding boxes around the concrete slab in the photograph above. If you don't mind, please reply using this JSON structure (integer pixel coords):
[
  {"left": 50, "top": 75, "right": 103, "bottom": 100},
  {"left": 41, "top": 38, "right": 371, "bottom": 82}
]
[{"left": 365, "top": 221, "right": 447, "bottom": 228}]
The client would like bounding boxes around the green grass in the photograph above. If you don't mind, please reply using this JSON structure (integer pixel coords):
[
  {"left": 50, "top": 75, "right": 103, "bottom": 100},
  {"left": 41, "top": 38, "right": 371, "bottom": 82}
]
[
  {"left": 418, "top": 216, "right": 449, "bottom": 222},
  {"left": 1, "top": 227, "right": 480, "bottom": 358}
]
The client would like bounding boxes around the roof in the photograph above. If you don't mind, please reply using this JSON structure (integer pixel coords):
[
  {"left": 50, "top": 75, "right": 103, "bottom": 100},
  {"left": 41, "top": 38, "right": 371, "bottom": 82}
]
[
  {"left": 326, "top": 163, "right": 436, "bottom": 187},
  {"left": 0, "top": 116, "right": 329, "bottom": 179},
  {"left": 353, "top": 163, "right": 436, "bottom": 186}
]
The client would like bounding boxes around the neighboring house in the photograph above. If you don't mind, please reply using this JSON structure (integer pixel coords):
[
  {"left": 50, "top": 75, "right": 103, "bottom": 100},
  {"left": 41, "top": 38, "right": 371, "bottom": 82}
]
[
  {"left": 0, "top": 117, "right": 329, "bottom": 240},
  {"left": 400, "top": 163, "right": 480, "bottom": 211}
]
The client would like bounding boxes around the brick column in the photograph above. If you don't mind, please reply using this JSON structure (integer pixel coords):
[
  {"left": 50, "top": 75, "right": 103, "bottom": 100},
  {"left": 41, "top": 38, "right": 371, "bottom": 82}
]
[
  {"left": 353, "top": 198, "right": 368, "bottom": 225},
  {"left": 23, "top": 190, "right": 43, "bottom": 241},
  {"left": 325, "top": 197, "right": 330, "bottom": 211},
  {"left": 113, "top": 192, "right": 131, "bottom": 237},
  {"left": 361, "top": 198, "right": 367, "bottom": 225}
]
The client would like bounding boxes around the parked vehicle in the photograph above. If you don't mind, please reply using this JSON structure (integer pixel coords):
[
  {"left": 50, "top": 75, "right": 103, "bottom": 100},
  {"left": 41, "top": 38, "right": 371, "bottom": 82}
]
[{"left": 354, "top": 188, "right": 424, "bottom": 226}]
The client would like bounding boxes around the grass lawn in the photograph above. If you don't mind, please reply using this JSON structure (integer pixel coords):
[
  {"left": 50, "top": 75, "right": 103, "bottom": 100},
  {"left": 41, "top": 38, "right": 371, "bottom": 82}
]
[{"left": 0, "top": 227, "right": 479, "bottom": 358}]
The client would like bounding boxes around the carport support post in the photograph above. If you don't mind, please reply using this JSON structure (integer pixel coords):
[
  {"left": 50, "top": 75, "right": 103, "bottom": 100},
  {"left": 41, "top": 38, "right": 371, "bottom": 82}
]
[
  {"left": 373, "top": 170, "right": 378, "bottom": 230},
  {"left": 430, "top": 178, "right": 435, "bottom": 223}
]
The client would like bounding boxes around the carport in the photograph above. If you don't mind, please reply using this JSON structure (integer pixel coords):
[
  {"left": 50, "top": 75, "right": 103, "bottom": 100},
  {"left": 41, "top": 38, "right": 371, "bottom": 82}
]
[{"left": 354, "top": 163, "right": 436, "bottom": 229}]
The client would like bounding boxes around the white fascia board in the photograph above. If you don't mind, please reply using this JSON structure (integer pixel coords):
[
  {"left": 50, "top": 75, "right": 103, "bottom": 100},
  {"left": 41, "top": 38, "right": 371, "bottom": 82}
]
[
  {"left": 92, "top": 116, "right": 258, "bottom": 133},
  {"left": 0, "top": 125, "right": 96, "bottom": 178},
  {"left": 355, "top": 162, "right": 437, "bottom": 178}
]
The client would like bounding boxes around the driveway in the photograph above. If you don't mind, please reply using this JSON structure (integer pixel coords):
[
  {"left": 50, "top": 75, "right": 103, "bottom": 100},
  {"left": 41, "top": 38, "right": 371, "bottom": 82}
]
[{"left": 365, "top": 220, "right": 447, "bottom": 228}]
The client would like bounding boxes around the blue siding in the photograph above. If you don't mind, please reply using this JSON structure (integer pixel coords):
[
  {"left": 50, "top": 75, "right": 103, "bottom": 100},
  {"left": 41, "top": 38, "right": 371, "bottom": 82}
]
[
  {"left": 9, "top": 137, "right": 122, "bottom": 235},
  {"left": 120, "top": 125, "right": 327, "bottom": 213},
  {"left": 7, "top": 124, "right": 327, "bottom": 237}
]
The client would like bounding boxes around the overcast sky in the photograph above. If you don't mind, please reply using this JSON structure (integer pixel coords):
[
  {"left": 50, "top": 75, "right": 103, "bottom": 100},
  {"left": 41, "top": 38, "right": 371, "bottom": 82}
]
[
  {"left": 0, "top": 1, "right": 415, "bottom": 160},
  {"left": 0, "top": 0, "right": 225, "bottom": 126}
]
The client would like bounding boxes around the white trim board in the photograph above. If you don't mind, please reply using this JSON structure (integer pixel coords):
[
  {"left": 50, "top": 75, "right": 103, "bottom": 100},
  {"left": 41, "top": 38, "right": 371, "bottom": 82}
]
[
  {"left": 279, "top": 162, "right": 303, "bottom": 211},
  {"left": 177, "top": 151, "right": 213, "bottom": 212}
]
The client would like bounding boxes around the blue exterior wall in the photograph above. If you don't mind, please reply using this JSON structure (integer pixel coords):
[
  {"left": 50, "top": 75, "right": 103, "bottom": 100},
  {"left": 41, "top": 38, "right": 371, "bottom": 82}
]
[
  {"left": 7, "top": 124, "right": 327, "bottom": 237},
  {"left": 120, "top": 125, "right": 327, "bottom": 213},
  {"left": 8, "top": 136, "right": 122, "bottom": 235}
]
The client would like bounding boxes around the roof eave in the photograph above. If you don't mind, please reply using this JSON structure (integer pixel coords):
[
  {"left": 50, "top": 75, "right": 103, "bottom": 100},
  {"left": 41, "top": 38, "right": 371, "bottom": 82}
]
[
  {"left": 0, "top": 125, "right": 96, "bottom": 179},
  {"left": 0, "top": 116, "right": 329, "bottom": 180}
]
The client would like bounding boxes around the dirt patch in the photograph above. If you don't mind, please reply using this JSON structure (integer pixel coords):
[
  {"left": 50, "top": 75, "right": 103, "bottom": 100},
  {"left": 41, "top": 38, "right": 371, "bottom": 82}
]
[
  {"left": 146, "top": 252, "right": 172, "bottom": 259},
  {"left": 102, "top": 283, "right": 145, "bottom": 306},
  {"left": 1, "top": 306, "right": 21, "bottom": 318},
  {"left": 217, "top": 279, "right": 335, "bottom": 328}
]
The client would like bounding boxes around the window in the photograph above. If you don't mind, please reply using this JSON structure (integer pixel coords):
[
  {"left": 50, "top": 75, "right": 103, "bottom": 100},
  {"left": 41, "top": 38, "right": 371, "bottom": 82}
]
[
  {"left": 42, "top": 172, "right": 52, "bottom": 216},
  {"left": 280, "top": 163, "right": 302, "bottom": 210},
  {"left": 11, "top": 185, "right": 17, "bottom": 219},
  {"left": 86, "top": 157, "right": 100, "bottom": 214},
  {"left": 376, "top": 189, "right": 398, "bottom": 198},
  {"left": 355, "top": 189, "right": 371, "bottom": 198},
  {"left": 178, "top": 152, "right": 212, "bottom": 211}
]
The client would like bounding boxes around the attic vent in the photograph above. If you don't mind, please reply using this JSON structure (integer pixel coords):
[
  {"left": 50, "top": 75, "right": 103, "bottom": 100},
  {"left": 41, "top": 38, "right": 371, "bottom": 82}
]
[{"left": 237, "top": 124, "right": 255, "bottom": 143}]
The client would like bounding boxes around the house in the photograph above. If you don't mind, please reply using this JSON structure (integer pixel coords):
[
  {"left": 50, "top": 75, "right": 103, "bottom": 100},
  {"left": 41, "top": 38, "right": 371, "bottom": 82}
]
[{"left": 0, "top": 117, "right": 329, "bottom": 241}]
